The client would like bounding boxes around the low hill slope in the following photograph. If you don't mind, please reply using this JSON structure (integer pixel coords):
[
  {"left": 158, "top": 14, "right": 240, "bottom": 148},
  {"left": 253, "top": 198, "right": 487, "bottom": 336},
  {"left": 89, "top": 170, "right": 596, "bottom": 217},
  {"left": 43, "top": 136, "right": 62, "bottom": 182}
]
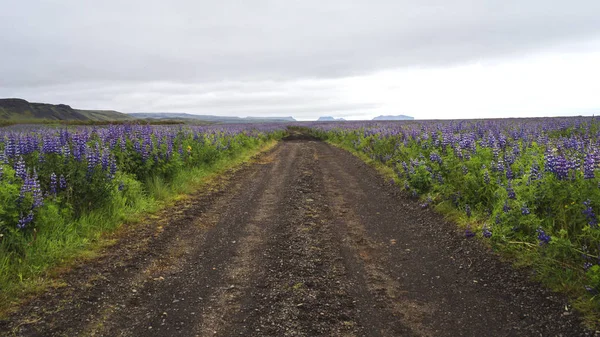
[{"left": 0, "top": 98, "right": 132, "bottom": 121}]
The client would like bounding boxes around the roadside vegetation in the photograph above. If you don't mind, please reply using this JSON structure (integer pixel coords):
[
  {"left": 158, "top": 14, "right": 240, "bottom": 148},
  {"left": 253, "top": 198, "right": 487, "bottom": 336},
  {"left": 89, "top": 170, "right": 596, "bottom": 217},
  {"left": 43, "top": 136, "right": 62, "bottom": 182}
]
[
  {"left": 299, "top": 117, "right": 600, "bottom": 326},
  {"left": 0, "top": 123, "right": 285, "bottom": 313}
]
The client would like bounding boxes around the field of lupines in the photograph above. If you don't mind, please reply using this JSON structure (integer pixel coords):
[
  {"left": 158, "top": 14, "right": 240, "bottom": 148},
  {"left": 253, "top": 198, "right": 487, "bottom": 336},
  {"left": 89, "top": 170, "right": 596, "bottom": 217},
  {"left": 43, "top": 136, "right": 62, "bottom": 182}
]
[
  {"left": 0, "top": 123, "right": 285, "bottom": 295},
  {"left": 302, "top": 117, "right": 600, "bottom": 318}
]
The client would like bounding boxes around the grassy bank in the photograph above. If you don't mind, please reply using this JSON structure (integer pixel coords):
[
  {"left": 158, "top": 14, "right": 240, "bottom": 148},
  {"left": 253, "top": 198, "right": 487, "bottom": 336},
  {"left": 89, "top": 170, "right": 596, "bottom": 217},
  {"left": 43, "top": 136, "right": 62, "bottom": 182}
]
[
  {"left": 296, "top": 123, "right": 600, "bottom": 328},
  {"left": 0, "top": 129, "right": 283, "bottom": 316}
]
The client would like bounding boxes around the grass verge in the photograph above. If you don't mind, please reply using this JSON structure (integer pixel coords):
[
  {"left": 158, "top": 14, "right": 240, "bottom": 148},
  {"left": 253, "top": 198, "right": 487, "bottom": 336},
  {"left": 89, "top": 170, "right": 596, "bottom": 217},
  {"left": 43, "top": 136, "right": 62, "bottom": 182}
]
[
  {"left": 0, "top": 139, "right": 279, "bottom": 317},
  {"left": 320, "top": 137, "right": 600, "bottom": 329}
]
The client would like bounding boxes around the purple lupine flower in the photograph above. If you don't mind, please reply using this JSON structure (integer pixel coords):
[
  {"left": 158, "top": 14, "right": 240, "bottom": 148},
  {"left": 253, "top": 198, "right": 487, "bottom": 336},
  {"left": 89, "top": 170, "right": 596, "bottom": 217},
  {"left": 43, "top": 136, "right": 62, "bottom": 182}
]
[
  {"left": 401, "top": 161, "right": 409, "bottom": 174},
  {"left": 506, "top": 165, "right": 513, "bottom": 180},
  {"left": 14, "top": 156, "right": 26, "bottom": 180},
  {"left": 465, "top": 204, "right": 472, "bottom": 217},
  {"left": 483, "top": 168, "right": 490, "bottom": 184},
  {"left": 31, "top": 170, "right": 43, "bottom": 208},
  {"left": 49, "top": 173, "right": 57, "bottom": 195},
  {"left": 483, "top": 225, "right": 492, "bottom": 238},
  {"left": 536, "top": 227, "right": 551, "bottom": 245},
  {"left": 555, "top": 155, "right": 569, "bottom": 180},
  {"left": 521, "top": 205, "right": 530, "bottom": 215},
  {"left": 584, "top": 153, "right": 595, "bottom": 179},
  {"left": 506, "top": 183, "right": 516, "bottom": 199},
  {"left": 118, "top": 181, "right": 125, "bottom": 191},
  {"left": 497, "top": 160, "right": 505, "bottom": 173},
  {"left": 109, "top": 156, "right": 117, "bottom": 178},
  {"left": 429, "top": 152, "right": 442, "bottom": 165},
  {"left": 17, "top": 211, "right": 34, "bottom": 229},
  {"left": 530, "top": 163, "right": 540, "bottom": 180},
  {"left": 86, "top": 145, "right": 99, "bottom": 174},
  {"left": 420, "top": 196, "right": 433, "bottom": 209},
  {"left": 465, "top": 227, "right": 476, "bottom": 238},
  {"left": 19, "top": 173, "right": 35, "bottom": 203},
  {"left": 583, "top": 200, "right": 598, "bottom": 227},
  {"left": 503, "top": 200, "right": 511, "bottom": 213},
  {"left": 101, "top": 149, "right": 110, "bottom": 171},
  {"left": 0, "top": 165, "right": 3, "bottom": 181},
  {"left": 59, "top": 174, "right": 67, "bottom": 190}
]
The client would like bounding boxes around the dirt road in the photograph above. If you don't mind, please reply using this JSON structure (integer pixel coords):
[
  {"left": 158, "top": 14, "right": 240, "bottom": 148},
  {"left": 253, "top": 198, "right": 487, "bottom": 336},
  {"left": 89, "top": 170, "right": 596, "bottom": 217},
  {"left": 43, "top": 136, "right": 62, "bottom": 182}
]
[{"left": 0, "top": 135, "right": 594, "bottom": 336}]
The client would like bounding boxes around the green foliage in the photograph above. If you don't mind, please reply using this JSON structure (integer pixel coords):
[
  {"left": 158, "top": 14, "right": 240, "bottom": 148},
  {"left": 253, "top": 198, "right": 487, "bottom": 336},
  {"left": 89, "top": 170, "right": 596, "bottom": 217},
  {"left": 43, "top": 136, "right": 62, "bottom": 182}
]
[
  {"left": 0, "top": 124, "right": 285, "bottom": 312},
  {"left": 301, "top": 119, "right": 600, "bottom": 325}
]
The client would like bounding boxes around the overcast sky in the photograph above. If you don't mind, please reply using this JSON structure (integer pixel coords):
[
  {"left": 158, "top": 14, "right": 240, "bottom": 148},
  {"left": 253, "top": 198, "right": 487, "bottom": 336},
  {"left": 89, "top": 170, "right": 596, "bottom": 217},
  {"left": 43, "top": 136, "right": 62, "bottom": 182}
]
[{"left": 1, "top": 1, "right": 600, "bottom": 120}]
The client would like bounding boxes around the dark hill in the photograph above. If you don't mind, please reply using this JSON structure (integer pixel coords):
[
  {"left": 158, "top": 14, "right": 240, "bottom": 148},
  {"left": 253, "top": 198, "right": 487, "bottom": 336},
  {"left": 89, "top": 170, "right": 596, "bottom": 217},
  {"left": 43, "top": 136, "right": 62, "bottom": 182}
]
[{"left": 0, "top": 98, "right": 132, "bottom": 121}]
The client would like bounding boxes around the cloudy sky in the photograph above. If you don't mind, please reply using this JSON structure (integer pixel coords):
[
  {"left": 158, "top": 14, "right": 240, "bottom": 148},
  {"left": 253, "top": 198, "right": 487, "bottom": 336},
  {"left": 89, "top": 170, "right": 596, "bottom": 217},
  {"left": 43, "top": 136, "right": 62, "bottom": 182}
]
[{"left": 1, "top": 0, "right": 600, "bottom": 120}]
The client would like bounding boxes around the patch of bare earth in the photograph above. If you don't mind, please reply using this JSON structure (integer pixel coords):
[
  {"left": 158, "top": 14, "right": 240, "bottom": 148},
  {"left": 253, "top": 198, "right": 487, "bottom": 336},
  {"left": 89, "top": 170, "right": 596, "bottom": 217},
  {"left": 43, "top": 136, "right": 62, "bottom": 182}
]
[{"left": 0, "top": 135, "right": 595, "bottom": 337}]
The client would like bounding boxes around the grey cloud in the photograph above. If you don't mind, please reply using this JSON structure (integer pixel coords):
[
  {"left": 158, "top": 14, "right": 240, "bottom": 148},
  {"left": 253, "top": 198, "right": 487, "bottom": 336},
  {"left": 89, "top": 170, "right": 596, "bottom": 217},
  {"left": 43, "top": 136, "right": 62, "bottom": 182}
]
[
  {"left": 1, "top": 1, "right": 600, "bottom": 119},
  {"left": 2, "top": 79, "right": 380, "bottom": 119},
  {"left": 2, "top": 0, "right": 600, "bottom": 87}
]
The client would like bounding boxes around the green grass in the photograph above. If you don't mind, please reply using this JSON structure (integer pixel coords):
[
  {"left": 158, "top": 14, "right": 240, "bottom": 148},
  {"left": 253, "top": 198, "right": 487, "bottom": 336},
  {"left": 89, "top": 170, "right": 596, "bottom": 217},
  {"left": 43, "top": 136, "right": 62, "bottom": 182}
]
[{"left": 0, "top": 139, "right": 279, "bottom": 317}]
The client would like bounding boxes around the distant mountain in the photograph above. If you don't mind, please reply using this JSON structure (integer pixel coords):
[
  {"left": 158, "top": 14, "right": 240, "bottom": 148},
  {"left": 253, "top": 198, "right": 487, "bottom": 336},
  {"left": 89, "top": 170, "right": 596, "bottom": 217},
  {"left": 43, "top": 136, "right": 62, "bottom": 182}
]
[
  {"left": 129, "top": 112, "right": 296, "bottom": 124},
  {"left": 317, "top": 116, "right": 346, "bottom": 121},
  {"left": 372, "top": 115, "right": 414, "bottom": 121},
  {"left": 0, "top": 98, "right": 132, "bottom": 121}
]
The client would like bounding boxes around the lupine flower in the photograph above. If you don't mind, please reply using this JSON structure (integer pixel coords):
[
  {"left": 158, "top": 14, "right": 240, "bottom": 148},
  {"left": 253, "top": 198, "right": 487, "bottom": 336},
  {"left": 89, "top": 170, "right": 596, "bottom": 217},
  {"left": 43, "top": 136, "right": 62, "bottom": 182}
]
[
  {"left": 465, "top": 204, "right": 472, "bottom": 217},
  {"left": 555, "top": 155, "right": 569, "bottom": 180},
  {"left": 420, "top": 196, "right": 433, "bottom": 208},
  {"left": 584, "top": 153, "right": 595, "bottom": 179},
  {"left": 109, "top": 156, "right": 117, "bottom": 179},
  {"left": 506, "top": 165, "right": 513, "bottom": 180},
  {"left": 497, "top": 161, "right": 505, "bottom": 173},
  {"left": 429, "top": 152, "right": 442, "bottom": 165},
  {"left": 31, "top": 170, "right": 43, "bottom": 208},
  {"left": 59, "top": 175, "right": 67, "bottom": 190},
  {"left": 465, "top": 227, "right": 476, "bottom": 238},
  {"left": 49, "top": 173, "right": 57, "bottom": 195},
  {"left": 17, "top": 211, "right": 34, "bottom": 229},
  {"left": 521, "top": 205, "right": 530, "bottom": 215},
  {"left": 483, "top": 166, "right": 490, "bottom": 184},
  {"left": 536, "top": 227, "right": 551, "bottom": 245},
  {"left": 506, "top": 183, "right": 516, "bottom": 199},
  {"left": 483, "top": 225, "right": 492, "bottom": 238},
  {"left": 583, "top": 200, "right": 598, "bottom": 227},
  {"left": 14, "top": 156, "right": 26, "bottom": 180}
]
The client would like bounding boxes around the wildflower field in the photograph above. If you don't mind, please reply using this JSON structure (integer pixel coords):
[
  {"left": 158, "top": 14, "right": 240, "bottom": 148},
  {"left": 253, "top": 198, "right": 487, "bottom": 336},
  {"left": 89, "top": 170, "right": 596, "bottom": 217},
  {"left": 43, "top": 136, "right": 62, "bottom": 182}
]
[
  {"left": 0, "top": 123, "right": 285, "bottom": 302},
  {"left": 302, "top": 117, "right": 600, "bottom": 317}
]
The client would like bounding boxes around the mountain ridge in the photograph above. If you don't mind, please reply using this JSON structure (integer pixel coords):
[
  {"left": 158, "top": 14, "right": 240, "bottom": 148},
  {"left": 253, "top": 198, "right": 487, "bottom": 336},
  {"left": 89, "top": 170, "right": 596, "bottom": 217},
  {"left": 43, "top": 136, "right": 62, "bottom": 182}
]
[{"left": 0, "top": 98, "right": 132, "bottom": 121}]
